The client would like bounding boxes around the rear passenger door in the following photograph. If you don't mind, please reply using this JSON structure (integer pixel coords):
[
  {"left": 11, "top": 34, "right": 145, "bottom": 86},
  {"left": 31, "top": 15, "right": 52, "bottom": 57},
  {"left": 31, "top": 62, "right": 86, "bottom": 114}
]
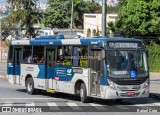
[{"left": 46, "top": 48, "right": 55, "bottom": 89}]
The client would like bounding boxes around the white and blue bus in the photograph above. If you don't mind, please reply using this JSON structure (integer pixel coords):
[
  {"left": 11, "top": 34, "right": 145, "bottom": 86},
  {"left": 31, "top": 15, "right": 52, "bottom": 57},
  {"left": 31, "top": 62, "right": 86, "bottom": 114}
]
[{"left": 7, "top": 34, "right": 149, "bottom": 102}]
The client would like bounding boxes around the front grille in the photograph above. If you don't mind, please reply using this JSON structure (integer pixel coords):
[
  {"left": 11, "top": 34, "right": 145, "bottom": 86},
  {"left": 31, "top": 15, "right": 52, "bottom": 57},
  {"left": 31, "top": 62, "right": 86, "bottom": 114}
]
[
  {"left": 116, "top": 79, "right": 144, "bottom": 85},
  {"left": 109, "top": 77, "right": 148, "bottom": 85}
]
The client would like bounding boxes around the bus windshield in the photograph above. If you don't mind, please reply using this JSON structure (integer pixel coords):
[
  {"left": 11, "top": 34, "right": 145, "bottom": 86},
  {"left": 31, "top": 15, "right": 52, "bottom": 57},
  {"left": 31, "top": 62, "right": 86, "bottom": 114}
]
[{"left": 106, "top": 50, "right": 148, "bottom": 78}]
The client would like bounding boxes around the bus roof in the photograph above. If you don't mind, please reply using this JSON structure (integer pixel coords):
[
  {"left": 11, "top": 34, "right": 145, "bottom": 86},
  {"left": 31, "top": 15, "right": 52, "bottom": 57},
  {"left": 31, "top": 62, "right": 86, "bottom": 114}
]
[{"left": 10, "top": 35, "right": 143, "bottom": 46}]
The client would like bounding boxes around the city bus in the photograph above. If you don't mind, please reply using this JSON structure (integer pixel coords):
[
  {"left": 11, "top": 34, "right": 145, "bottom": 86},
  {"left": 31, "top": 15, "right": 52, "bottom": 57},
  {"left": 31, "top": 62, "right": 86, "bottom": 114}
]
[{"left": 7, "top": 34, "right": 149, "bottom": 103}]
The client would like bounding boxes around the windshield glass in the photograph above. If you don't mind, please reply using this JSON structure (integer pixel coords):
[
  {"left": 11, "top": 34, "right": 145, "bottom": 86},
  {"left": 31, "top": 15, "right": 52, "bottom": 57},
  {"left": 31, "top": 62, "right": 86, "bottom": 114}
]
[{"left": 106, "top": 50, "right": 148, "bottom": 78}]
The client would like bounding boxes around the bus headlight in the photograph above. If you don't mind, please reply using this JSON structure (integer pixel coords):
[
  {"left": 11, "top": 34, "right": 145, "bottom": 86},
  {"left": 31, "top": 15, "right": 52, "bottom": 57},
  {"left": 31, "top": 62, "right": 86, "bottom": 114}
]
[
  {"left": 108, "top": 79, "right": 116, "bottom": 89},
  {"left": 143, "top": 79, "right": 150, "bottom": 88}
]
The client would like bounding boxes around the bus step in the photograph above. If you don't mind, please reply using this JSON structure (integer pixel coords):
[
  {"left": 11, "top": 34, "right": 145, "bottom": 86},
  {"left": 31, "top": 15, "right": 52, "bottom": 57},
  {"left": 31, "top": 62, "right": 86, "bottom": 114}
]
[{"left": 47, "top": 89, "right": 55, "bottom": 93}]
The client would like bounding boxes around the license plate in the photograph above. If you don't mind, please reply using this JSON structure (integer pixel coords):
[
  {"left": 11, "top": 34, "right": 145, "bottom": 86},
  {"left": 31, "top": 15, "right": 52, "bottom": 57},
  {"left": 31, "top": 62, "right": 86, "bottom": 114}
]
[{"left": 127, "top": 92, "right": 135, "bottom": 95}]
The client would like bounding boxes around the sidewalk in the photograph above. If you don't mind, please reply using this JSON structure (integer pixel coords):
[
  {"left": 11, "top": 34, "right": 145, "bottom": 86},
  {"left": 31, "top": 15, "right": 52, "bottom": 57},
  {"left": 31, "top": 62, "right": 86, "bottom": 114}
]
[
  {"left": 150, "top": 74, "right": 160, "bottom": 100},
  {"left": 0, "top": 75, "right": 6, "bottom": 78}
]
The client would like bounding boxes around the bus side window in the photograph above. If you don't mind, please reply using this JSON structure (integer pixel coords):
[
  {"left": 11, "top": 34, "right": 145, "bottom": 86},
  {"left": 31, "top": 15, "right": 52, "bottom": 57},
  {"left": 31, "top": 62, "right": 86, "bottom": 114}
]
[
  {"left": 33, "top": 46, "right": 44, "bottom": 64},
  {"left": 80, "top": 46, "right": 88, "bottom": 66},
  {"left": 63, "top": 46, "right": 72, "bottom": 65},
  {"left": 72, "top": 46, "right": 80, "bottom": 66},
  {"left": 23, "top": 46, "right": 32, "bottom": 63},
  {"left": 56, "top": 46, "right": 63, "bottom": 65},
  {"left": 72, "top": 46, "right": 88, "bottom": 67}
]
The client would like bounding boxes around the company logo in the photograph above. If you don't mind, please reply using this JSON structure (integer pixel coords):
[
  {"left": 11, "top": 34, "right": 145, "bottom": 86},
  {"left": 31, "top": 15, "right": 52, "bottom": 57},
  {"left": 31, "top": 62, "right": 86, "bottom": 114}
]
[
  {"left": 67, "top": 69, "right": 72, "bottom": 74},
  {"left": 67, "top": 69, "right": 72, "bottom": 75}
]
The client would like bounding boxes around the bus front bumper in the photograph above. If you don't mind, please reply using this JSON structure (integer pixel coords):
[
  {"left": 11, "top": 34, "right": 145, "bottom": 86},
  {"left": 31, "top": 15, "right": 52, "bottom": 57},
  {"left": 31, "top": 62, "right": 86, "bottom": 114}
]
[{"left": 104, "top": 86, "right": 149, "bottom": 99}]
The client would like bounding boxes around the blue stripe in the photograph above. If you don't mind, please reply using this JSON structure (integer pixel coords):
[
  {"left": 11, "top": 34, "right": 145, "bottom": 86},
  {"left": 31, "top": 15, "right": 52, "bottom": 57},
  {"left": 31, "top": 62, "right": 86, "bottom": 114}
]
[
  {"left": 37, "top": 65, "right": 46, "bottom": 79},
  {"left": 11, "top": 37, "right": 143, "bottom": 46}
]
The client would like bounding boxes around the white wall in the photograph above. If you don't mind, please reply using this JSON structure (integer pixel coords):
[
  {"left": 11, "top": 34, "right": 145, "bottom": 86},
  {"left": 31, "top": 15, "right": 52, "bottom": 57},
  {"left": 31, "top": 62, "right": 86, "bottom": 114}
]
[{"left": 84, "top": 13, "right": 118, "bottom": 37}]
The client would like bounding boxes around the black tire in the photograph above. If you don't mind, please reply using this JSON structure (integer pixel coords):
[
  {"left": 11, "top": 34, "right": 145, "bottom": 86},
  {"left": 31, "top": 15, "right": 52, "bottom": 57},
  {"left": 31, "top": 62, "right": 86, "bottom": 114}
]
[
  {"left": 80, "top": 83, "right": 89, "bottom": 103},
  {"left": 116, "top": 99, "right": 123, "bottom": 103},
  {"left": 26, "top": 77, "right": 36, "bottom": 95}
]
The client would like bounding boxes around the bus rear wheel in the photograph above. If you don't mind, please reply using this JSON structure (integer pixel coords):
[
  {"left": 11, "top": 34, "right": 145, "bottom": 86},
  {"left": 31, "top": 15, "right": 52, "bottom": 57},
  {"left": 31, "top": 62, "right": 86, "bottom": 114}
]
[
  {"left": 80, "top": 83, "right": 89, "bottom": 103},
  {"left": 26, "top": 77, "right": 36, "bottom": 95}
]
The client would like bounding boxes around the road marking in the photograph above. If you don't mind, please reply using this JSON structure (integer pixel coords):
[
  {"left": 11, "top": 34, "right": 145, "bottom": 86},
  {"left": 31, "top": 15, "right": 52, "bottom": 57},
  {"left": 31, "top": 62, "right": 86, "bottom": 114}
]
[
  {"left": 47, "top": 102, "right": 60, "bottom": 110},
  {"left": 2, "top": 102, "right": 13, "bottom": 106},
  {"left": 127, "top": 104, "right": 145, "bottom": 106},
  {"left": 67, "top": 102, "right": 82, "bottom": 110},
  {"left": 116, "top": 105, "right": 129, "bottom": 110},
  {"left": 146, "top": 101, "right": 160, "bottom": 106},
  {"left": 0, "top": 98, "right": 57, "bottom": 100},
  {"left": 67, "top": 102, "right": 79, "bottom": 106},
  {"left": 153, "top": 102, "right": 160, "bottom": 106},
  {"left": 26, "top": 103, "right": 35, "bottom": 106},
  {"left": 89, "top": 103, "right": 107, "bottom": 110}
]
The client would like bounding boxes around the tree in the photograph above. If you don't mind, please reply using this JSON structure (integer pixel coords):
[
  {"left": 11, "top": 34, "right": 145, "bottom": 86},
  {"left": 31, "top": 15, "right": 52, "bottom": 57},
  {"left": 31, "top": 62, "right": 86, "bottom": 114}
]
[
  {"left": 44, "top": 0, "right": 101, "bottom": 29},
  {"left": 44, "top": 0, "right": 71, "bottom": 29},
  {"left": 73, "top": 0, "right": 101, "bottom": 28},
  {"left": 1, "top": 17, "right": 18, "bottom": 39},
  {"left": 107, "top": 21, "right": 116, "bottom": 36},
  {"left": 7, "top": 0, "right": 42, "bottom": 38},
  {"left": 115, "top": 0, "right": 160, "bottom": 38},
  {"left": 95, "top": 26, "right": 100, "bottom": 36}
]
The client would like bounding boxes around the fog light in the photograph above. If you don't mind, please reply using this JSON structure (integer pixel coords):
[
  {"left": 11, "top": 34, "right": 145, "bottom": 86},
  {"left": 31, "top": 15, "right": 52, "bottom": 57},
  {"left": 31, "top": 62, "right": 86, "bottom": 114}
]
[{"left": 143, "top": 79, "right": 149, "bottom": 88}]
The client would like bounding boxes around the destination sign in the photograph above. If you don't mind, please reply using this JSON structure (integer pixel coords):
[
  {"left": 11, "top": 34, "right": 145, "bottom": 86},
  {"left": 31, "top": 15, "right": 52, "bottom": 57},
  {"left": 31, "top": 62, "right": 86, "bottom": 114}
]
[{"left": 108, "top": 42, "right": 142, "bottom": 48}]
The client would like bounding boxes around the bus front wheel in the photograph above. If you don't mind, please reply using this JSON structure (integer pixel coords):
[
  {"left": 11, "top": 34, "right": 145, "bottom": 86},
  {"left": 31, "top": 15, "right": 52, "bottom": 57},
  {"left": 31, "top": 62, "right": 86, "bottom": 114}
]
[
  {"left": 26, "top": 77, "right": 36, "bottom": 95},
  {"left": 80, "top": 83, "right": 88, "bottom": 103}
]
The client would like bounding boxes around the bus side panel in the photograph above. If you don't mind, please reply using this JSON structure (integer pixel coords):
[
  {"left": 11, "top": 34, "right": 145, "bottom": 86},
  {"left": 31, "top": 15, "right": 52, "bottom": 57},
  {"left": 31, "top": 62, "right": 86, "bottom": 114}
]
[
  {"left": 54, "top": 81, "right": 75, "bottom": 94},
  {"left": 34, "top": 78, "right": 46, "bottom": 90},
  {"left": 7, "top": 63, "right": 14, "bottom": 84},
  {"left": 21, "top": 64, "right": 46, "bottom": 88},
  {"left": 7, "top": 63, "right": 14, "bottom": 75},
  {"left": 37, "top": 65, "right": 46, "bottom": 79},
  {"left": 7, "top": 63, "right": 21, "bottom": 85},
  {"left": 71, "top": 72, "right": 89, "bottom": 95},
  {"left": 48, "top": 68, "right": 54, "bottom": 79},
  {"left": 53, "top": 67, "right": 89, "bottom": 94}
]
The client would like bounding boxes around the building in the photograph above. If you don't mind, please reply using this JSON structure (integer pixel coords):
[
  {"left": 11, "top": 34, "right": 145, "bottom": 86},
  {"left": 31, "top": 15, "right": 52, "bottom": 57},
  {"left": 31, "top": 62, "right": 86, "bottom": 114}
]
[
  {"left": 37, "top": 27, "right": 83, "bottom": 37},
  {"left": 96, "top": 0, "right": 119, "bottom": 7},
  {"left": 84, "top": 13, "right": 118, "bottom": 37},
  {"left": 36, "top": 1, "right": 48, "bottom": 12}
]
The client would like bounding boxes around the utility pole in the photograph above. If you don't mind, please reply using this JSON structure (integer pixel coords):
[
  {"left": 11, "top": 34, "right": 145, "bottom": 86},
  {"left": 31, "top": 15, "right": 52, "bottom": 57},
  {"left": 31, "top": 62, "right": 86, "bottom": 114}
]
[
  {"left": 102, "top": 0, "right": 107, "bottom": 36},
  {"left": 70, "top": 0, "right": 74, "bottom": 35}
]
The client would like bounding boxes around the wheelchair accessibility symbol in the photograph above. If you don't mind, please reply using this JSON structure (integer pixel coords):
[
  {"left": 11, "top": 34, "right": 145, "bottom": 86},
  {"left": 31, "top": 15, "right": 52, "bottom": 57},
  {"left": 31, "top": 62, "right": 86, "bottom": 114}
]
[{"left": 130, "top": 71, "right": 136, "bottom": 78}]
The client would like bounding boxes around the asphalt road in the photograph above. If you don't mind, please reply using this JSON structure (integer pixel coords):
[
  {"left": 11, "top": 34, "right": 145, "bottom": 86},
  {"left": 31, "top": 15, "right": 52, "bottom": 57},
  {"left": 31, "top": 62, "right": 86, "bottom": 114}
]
[{"left": 0, "top": 78, "right": 160, "bottom": 114}]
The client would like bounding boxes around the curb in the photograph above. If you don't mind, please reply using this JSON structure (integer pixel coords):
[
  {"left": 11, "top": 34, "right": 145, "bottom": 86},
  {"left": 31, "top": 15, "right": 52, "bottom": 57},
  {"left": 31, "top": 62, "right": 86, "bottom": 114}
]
[
  {"left": 0, "top": 75, "right": 6, "bottom": 78},
  {"left": 149, "top": 93, "right": 160, "bottom": 100}
]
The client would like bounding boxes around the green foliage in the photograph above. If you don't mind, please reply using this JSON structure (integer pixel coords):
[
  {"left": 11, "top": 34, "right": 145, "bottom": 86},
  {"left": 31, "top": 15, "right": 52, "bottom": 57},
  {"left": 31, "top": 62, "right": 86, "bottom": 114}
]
[
  {"left": 44, "top": 0, "right": 101, "bottom": 29},
  {"left": 95, "top": 26, "right": 100, "bottom": 36},
  {"left": 44, "top": 0, "right": 70, "bottom": 28},
  {"left": 115, "top": 0, "right": 160, "bottom": 38},
  {"left": 107, "top": 6, "right": 120, "bottom": 13},
  {"left": 1, "top": 17, "right": 18, "bottom": 39},
  {"left": 147, "top": 42, "right": 160, "bottom": 72},
  {"left": 7, "top": 0, "right": 42, "bottom": 38},
  {"left": 107, "top": 21, "right": 116, "bottom": 36}
]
